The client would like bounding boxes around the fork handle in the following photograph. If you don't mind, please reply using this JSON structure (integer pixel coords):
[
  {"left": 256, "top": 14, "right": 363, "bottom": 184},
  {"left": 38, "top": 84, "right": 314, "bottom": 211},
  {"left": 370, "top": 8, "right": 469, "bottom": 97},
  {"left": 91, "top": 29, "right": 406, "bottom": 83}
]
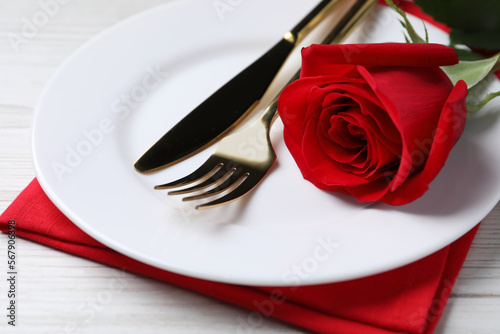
[
  {"left": 286, "top": 0, "right": 343, "bottom": 45},
  {"left": 258, "top": 0, "right": 378, "bottom": 131}
]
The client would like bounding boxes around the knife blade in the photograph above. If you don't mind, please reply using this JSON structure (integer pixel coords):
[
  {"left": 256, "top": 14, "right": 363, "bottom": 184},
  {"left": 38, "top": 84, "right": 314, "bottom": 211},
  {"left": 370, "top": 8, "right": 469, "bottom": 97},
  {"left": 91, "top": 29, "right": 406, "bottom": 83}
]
[{"left": 134, "top": 0, "right": 343, "bottom": 173}]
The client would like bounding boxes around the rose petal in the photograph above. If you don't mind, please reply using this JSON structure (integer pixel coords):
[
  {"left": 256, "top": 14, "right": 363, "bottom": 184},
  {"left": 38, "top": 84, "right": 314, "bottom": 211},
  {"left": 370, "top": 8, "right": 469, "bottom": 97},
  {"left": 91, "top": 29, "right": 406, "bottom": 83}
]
[
  {"left": 344, "top": 178, "right": 393, "bottom": 202},
  {"left": 301, "top": 43, "right": 459, "bottom": 77},
  {"left": 357, "top": 65, "right": 455, "bottom": 190},
  {"left": 319, "top": 109, "right": 367, "bottom": 165},
  {"left": 278, "top": 75, "right": 366, "bottom": 145},
  {"left": 320, "top": 81, "right": 401, "bottom": 147},
  {"left": 320, "top": 92, "right": 401, "bottom": 169},
  {"left": 283, "top": 128, "right": 352, "bottom": 194},
  {"left": 380, "top": 80, "right": 468, "bottom": 205},
  {"left": 302, "top": 113, "right": 369, "bottom": 186}
]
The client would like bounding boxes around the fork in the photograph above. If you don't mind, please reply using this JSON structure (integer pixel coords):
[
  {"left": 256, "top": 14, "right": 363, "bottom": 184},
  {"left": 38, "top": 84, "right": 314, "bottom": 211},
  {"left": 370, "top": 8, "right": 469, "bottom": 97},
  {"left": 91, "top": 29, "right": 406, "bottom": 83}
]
[{"left": 155, "top": 0, "right": 378, "bottom": 209}]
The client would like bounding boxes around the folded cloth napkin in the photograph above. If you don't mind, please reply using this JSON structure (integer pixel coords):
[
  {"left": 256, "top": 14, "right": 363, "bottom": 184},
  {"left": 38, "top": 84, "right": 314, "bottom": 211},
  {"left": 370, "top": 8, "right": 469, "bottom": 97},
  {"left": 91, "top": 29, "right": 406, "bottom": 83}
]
[{"left": 0, "top": 179, "right": 479, "bottom": 333}]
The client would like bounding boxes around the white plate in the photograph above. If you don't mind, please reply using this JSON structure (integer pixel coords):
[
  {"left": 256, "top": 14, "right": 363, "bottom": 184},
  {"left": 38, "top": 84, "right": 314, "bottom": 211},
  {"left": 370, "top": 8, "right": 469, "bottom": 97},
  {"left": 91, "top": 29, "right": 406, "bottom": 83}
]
[{"left": 32, "top": 0, "right": 500, "bottom": 286}]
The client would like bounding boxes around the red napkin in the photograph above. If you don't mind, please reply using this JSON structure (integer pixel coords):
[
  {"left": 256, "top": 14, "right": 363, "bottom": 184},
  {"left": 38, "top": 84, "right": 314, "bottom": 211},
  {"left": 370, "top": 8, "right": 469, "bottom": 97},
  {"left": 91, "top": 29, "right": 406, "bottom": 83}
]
[{"left": 0, "top": 179, "right": 479, "bottom": 333}]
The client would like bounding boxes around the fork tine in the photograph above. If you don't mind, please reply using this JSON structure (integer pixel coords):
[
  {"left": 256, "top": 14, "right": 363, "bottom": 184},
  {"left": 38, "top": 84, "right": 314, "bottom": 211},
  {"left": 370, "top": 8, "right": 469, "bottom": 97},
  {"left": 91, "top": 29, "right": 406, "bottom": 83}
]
[
  {"left": 195, "top": 172, "right": 266, "bottom": 210},
  {"left": 168, "top": 166, "right": 235, "bottom": 195},
  {"left": 154, "top": 156, "right": 222, "bottom": 190},
  {"left": 182, "top": 169, "right": 249, "bottom": 202}
]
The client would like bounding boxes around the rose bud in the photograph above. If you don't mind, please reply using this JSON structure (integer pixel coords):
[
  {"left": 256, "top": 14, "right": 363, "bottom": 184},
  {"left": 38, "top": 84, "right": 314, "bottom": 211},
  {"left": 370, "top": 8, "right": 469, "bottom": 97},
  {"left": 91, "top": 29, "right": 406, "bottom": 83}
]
[{"left": 278, "top": 43, "right": 468, "bottom": 205}]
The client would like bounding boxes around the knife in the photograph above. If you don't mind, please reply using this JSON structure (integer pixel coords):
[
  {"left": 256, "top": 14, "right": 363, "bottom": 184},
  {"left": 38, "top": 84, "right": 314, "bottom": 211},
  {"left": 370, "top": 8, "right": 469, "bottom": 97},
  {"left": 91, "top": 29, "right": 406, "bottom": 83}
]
[{"left": 134, "top": 0, "right": 344, "bottom": 173}]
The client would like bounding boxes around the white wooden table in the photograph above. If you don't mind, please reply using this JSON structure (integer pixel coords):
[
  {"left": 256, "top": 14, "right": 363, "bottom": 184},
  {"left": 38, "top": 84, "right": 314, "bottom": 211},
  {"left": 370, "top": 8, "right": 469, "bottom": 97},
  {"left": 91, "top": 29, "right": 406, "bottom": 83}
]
[{"left": 0, "top": 1, "right": 499, "bottom": 333}]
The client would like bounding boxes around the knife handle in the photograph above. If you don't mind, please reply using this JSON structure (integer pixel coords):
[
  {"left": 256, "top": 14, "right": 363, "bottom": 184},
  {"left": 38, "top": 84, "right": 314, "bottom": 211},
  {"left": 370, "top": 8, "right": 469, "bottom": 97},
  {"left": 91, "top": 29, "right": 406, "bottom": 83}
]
[
  {"left": 259, "top": 0, "right": 379, "bottom": 132},
  {"left": 285, "top": 0, "right": 343, "bottom": 45},
  {"left": 134, "top": 0, "right": 350, "bottom": 173}
]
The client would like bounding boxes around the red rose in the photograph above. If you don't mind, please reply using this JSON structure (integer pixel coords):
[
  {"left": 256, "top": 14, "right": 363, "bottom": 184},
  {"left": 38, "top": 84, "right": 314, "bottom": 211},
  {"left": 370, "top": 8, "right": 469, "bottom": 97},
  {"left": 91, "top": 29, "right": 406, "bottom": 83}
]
[{"left": 278, "top": 43, "right": 468, "bottom": 205}]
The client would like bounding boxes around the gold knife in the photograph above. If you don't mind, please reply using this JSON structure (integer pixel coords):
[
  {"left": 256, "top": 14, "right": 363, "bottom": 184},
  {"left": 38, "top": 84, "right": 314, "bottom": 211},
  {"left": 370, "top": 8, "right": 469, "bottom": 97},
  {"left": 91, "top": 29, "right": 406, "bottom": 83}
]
[{"left": 134, "top": 0, "right": 345, "bottom": 173}]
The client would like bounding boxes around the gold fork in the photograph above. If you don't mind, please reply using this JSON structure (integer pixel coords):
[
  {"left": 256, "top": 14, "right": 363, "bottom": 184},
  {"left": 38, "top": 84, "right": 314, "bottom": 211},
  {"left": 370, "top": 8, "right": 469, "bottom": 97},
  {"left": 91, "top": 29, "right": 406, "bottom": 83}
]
[{"left": 155, "top": 0, "right": 378, "bottom": 209}]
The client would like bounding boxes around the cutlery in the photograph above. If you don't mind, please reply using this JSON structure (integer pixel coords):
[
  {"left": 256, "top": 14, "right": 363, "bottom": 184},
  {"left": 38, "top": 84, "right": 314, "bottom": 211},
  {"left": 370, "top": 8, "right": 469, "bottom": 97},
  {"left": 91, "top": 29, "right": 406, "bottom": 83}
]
[
  {"left": 155, "top": 0, "right": 378, "bottom": 209},
  {"left": 134, "top": 0, "right": 344, "bottom": 173}
]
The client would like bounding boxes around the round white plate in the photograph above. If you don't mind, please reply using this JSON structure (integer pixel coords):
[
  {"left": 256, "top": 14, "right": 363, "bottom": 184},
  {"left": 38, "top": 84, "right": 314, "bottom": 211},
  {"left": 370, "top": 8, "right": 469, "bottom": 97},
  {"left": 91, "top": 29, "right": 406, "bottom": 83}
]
[{"left": 32, "top": 0, "right": 500, "bottom": 286}]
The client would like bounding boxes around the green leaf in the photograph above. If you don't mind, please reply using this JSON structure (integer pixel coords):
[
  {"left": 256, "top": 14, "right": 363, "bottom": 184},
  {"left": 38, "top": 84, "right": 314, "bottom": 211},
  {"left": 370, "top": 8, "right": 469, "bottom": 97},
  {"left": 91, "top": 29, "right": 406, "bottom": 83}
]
[
  {"left": 385, "top": 0, "right": 427, "bottom": 43},
  {"left": 468, "top": 91, "right": 500, "bottom": 114},
  {"left": 453, "top": 48, "right": 486, "bottom": 61},
  {"left": 441, "top": 55, "right": 499, "bottom": 89},
  {"left": 450, "top": 30, "right": 500, "bottom": 51},
  {"left": 415, "top": 0, "right": 500, "bottom": 51}
]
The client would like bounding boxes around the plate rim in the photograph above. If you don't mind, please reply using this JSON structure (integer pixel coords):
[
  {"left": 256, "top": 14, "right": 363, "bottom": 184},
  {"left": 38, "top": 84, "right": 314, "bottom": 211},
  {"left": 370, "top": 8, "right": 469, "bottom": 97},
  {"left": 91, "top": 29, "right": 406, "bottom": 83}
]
[{"left": 31, "top": 0, "right": 500, "bottom": 286}]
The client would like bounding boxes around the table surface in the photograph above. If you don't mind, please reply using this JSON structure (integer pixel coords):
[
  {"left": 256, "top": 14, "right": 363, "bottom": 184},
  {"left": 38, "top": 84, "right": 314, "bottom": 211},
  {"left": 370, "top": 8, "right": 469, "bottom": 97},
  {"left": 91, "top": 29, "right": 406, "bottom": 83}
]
[{"left": 1, "top": 1, "right": 499, "bottom": 333}]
